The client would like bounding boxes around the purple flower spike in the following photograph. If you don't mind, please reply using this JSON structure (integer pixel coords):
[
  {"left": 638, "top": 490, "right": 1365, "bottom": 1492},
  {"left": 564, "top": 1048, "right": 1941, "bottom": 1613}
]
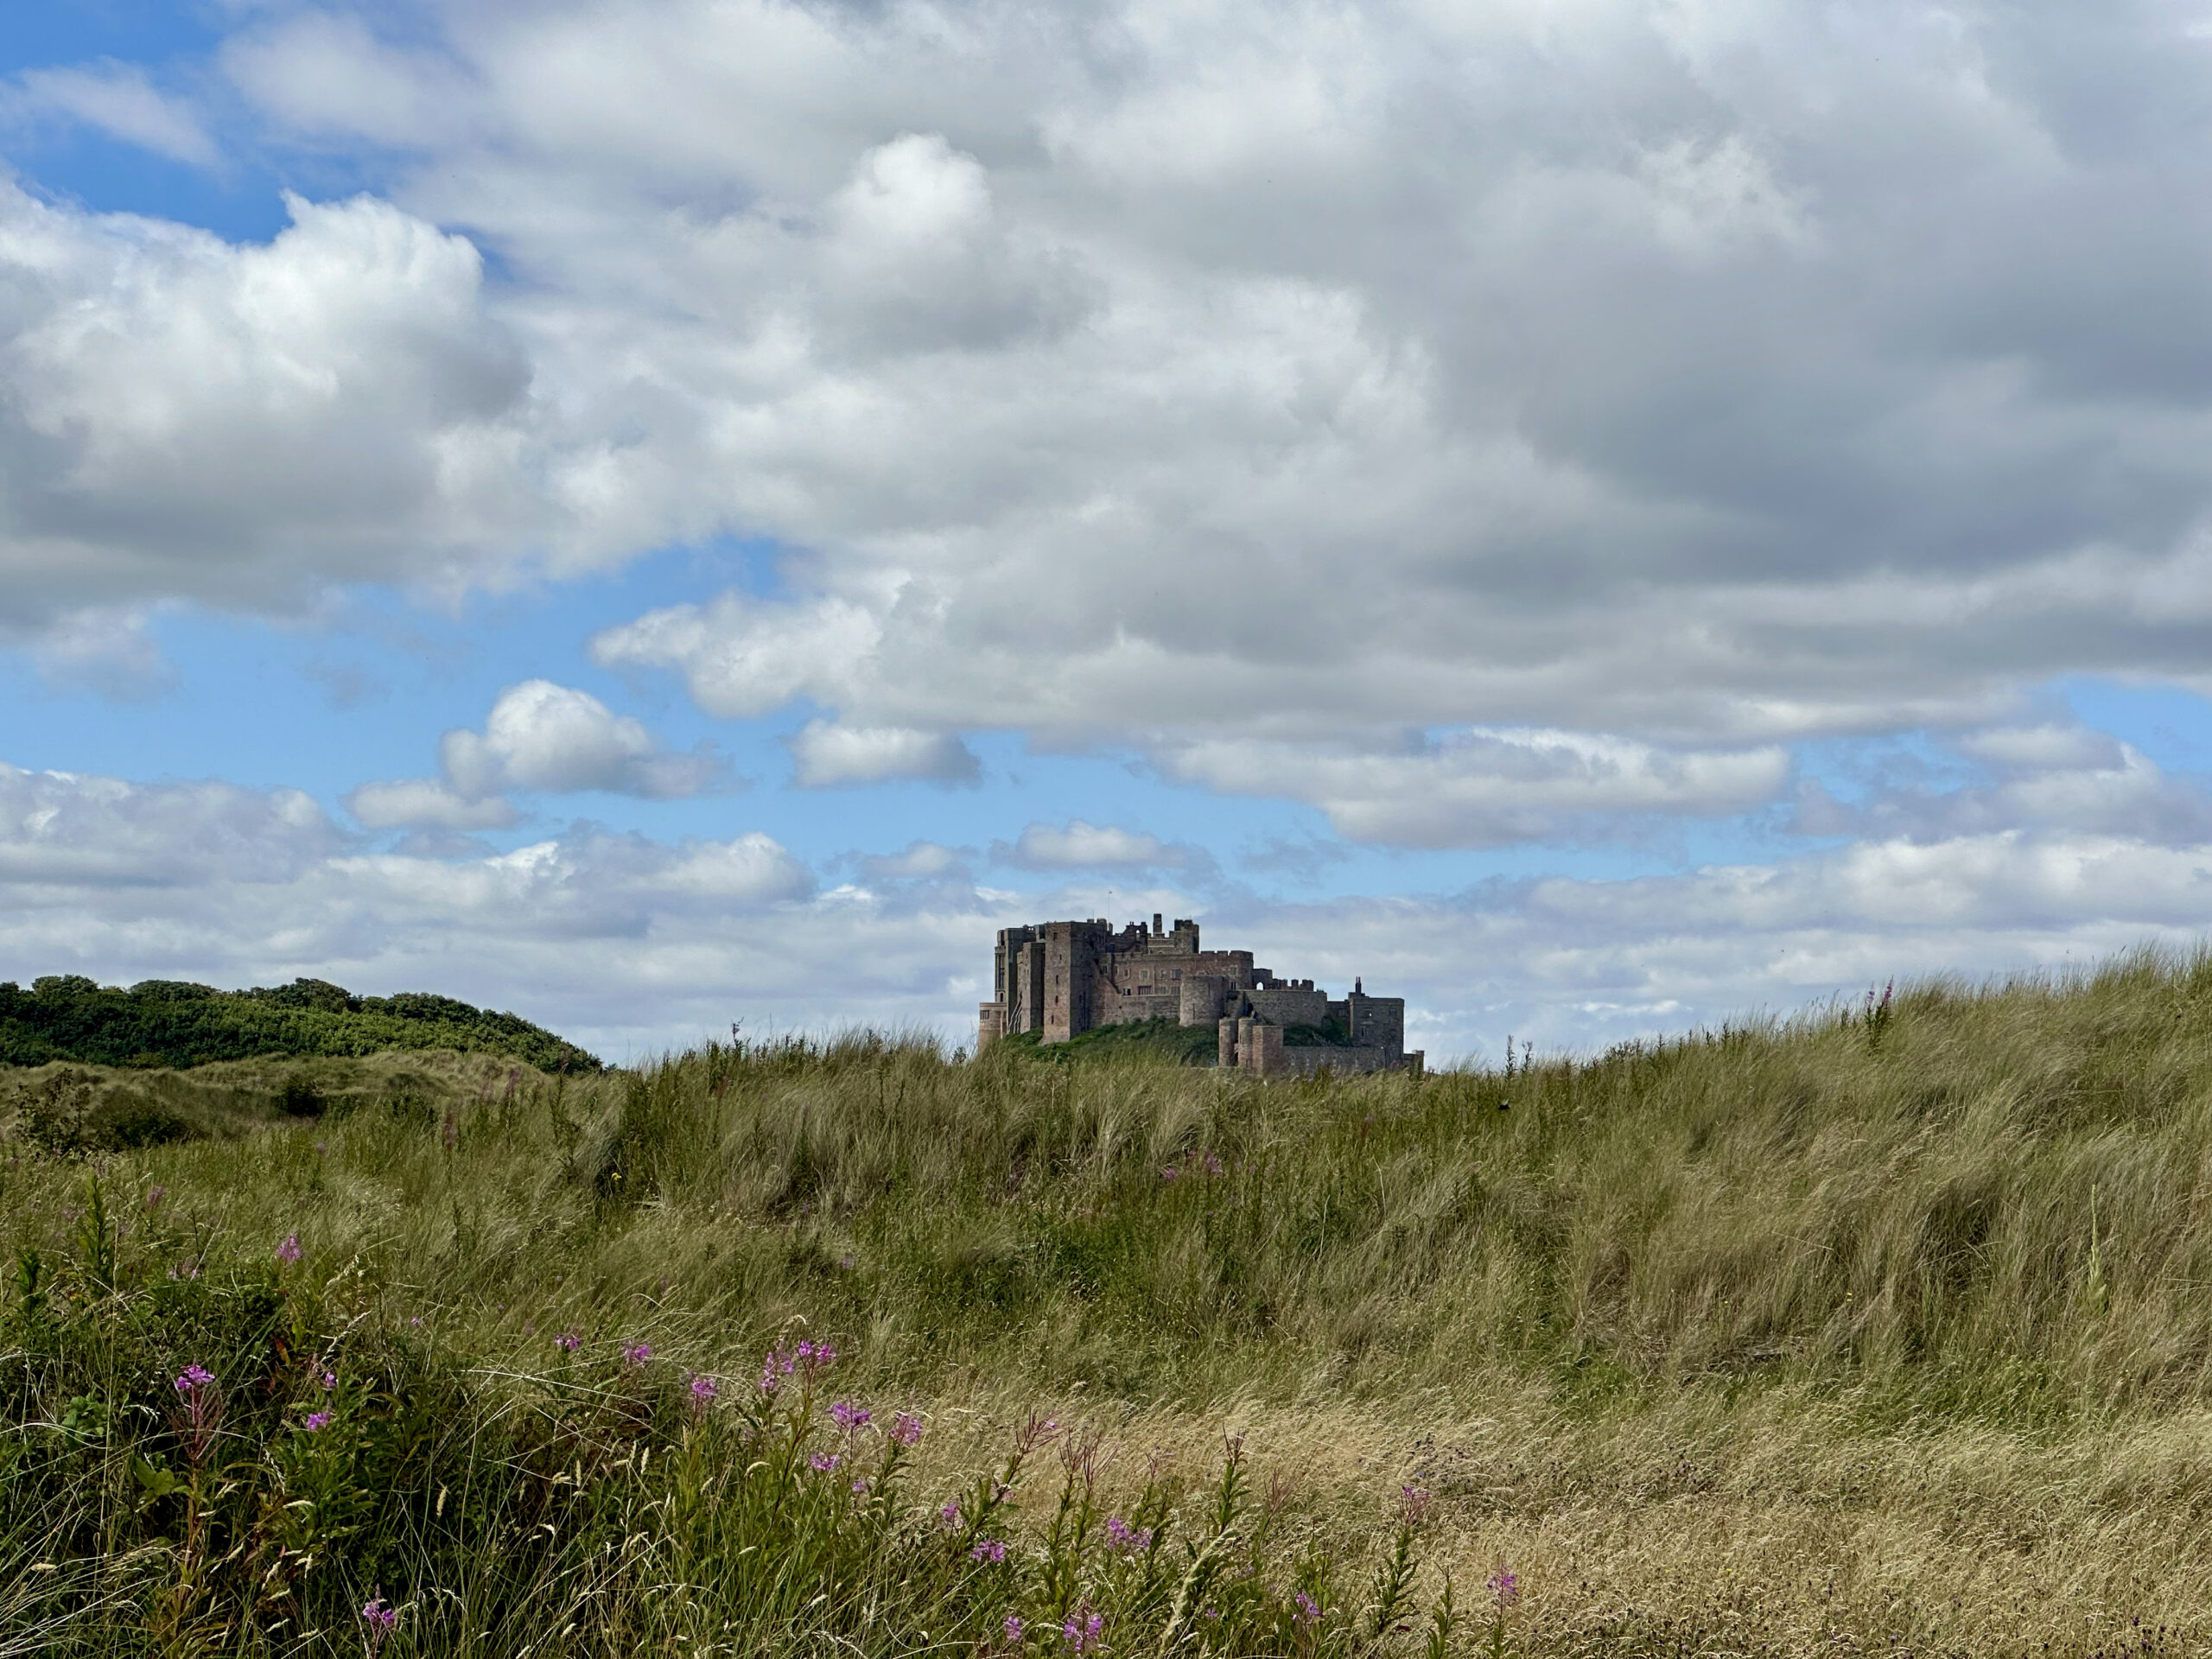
[
  {"left": 320, "top": 1370, "right": 337, "bottom": 1391},
  {"left": 829, "top": 1399, "right": 870, "bottom": 1433},
  {"left": 302, "top": 1411, "right": 332, "bottom": 1433},
  {"left": 361, "top": 1592, "right": 398, "bottom": 1656},
  {"left": 970, "top": 1537, "right": 1007, "bottom": 1563},
  {"left": 689, "top": 1373, "right": 719, "bottom": 1414},
  {"left": 809, "top": 1450, "right": 842, "bottom": 1472},
  {"left": 1004, "top": 1615, "right": 1025, "bottom": 1644},
  {"left": 1488, "top": 1566, "right": 1521, "bottom": 1607},
  {"left": 890, "top": 1410, "right": 924, "bottom": 1446},
  {"left": 276, "top": 1232, "right": 302, "bottom": 1265},
  {"left": 1060, "top": 1607, "right": 1104, "bottom": 1653},
  {"left": 621, "top": 1341, "right": 652, "bottom": 1367},
  {"left": 1294, "top": 1592, "right": 1322, "bottom": 1626},
  {"left": 555, "top": 1331, "right": 582, "bottom": 1353},
  {"left": 172, "top": 1364, "right": 214, "bottom": 1395},
  {"left": 1105, "top": 1515, "right": 1154, "bottom": 1552}
]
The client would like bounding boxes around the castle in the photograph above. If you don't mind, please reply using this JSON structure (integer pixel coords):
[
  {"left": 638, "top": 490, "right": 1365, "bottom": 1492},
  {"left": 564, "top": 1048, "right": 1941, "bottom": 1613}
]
[{"left": 976, "top": 915, "right": 1422, "bottom": 1079}]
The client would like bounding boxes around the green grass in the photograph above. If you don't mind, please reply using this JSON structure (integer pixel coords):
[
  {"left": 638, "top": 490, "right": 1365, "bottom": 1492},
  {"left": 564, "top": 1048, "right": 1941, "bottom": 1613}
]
[
  {"left": 14, "top": 950, "right": 2212, "bottom": 1653},
  {"left": 993, "top": 1016, "right": 1222, "bottom": 1067}
]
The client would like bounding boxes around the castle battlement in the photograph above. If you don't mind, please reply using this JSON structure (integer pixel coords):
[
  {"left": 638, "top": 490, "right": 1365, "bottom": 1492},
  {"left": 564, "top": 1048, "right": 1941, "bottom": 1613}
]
[{"left": 976, "top": 913, "right": 1422, "bottom": 1078}]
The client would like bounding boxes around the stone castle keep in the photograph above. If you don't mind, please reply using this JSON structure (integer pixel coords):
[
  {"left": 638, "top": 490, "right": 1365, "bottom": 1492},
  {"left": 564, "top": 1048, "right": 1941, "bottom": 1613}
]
[{"left": 976, "top": 915, "right": 1422, "bottom": 1079}]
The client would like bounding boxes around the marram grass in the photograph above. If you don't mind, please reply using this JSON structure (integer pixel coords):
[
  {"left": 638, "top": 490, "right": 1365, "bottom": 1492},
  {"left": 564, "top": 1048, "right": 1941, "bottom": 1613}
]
[{"left": 12, "top": 950, "right": 2212, "bottom": 1653}]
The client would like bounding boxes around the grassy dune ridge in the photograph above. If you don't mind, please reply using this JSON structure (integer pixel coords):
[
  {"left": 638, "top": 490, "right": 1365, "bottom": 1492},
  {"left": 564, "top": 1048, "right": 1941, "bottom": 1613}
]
[{"left": 9, "top": 951, "right": 2212, "bottom": 1653}]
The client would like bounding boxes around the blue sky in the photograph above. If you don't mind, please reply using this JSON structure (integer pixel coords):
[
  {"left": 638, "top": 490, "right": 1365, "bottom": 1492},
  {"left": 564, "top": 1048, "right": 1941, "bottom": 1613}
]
[{"left": 10, "top": 1, "right": 2212, "bottom": 1063}]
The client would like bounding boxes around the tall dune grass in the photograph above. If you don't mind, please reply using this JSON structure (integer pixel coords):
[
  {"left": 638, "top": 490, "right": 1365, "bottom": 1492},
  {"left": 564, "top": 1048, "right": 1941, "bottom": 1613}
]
[{"left": 12, "top": 950, "right": 2212, "bottom": 1652}]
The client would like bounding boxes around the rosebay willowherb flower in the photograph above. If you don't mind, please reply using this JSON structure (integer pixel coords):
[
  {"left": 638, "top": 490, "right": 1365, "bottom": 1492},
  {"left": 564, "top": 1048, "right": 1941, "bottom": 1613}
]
[
  {"left": 621, "top": 1341, "right": 652, "bottom": 1367},
  {"left": 301, "top": 1411, "right": 332, "bottom": 1433},
  {"left": 688, "top": 1373, "right": 719, "bottom": 1415},
  {"left": 1060, "top": 1607, "right": 1104, "bottom": 1653},
  {"left": 361, "top": 1592, "right": 398, "bottom": 1656},
  {"left": 890, "top": 1410, "right": 924, "bottom": 1446},
  {"left": 170, "top": 1366, "right": 222, "bottom": 1466},
  {"left": 555, "top": 1331, "right": 581, "bottom": 1353},
  {"left": 276, "top": 1232, "right": 302, "bottom": 1265},
  {"left": 829, "top": 1399, "right": 870, "bottom": 1433},
  {"left": 1104, "top": 1515, "right": 1154, "bottom": 1552},
  {"left": 969, "top": 1538, "right": 1007, "bottom": 1563}
]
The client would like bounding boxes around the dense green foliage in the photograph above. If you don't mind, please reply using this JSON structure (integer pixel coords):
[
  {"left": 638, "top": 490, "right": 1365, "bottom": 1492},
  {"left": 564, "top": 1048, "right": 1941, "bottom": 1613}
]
[
  {"left": 14, "top": 950, "right": 2212, "bottom": 1653},
  {"left": 0, "top": 976, "right": 600, "bottom": 1073}
]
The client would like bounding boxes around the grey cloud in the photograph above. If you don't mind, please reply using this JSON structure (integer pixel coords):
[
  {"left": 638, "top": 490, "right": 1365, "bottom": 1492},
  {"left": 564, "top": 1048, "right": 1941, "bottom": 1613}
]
[
  {"left": 1788, "top": 727, "right": 2212, "bottom": 847},
  {"left": 1160, "top": 731, "right": 1791, "bottom": 848},
  {"left": 785, "top": 720, "right": 979, "bottom": 788},
  {"left": 995, "top": 820, "right": 1187, "bottom": 870}
]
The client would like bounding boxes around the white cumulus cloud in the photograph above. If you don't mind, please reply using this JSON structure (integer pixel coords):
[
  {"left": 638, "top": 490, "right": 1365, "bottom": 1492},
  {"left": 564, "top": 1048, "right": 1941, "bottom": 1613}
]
[{"left": 346, "top": 680, "right": 728, "bottom": 829}]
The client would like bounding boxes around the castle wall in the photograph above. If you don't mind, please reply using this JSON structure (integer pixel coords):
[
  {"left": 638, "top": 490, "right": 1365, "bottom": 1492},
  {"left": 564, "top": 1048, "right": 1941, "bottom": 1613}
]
[
  {"left": 1179, "top": 975, "right": 1233, "bottom": 1027},
  {"left": 1248, "top": 985, "right": 1330, "bottom": 1028}
]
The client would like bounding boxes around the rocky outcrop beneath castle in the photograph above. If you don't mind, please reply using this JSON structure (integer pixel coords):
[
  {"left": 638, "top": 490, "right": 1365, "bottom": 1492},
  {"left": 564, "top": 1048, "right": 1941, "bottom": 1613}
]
[{"left": 976, "top": 913, "right": 1421, "bottom": 1077}]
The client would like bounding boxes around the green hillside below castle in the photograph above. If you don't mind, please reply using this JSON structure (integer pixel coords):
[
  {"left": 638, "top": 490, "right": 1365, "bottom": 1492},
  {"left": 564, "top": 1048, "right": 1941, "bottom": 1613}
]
[{"left": 0, "top": 974, "right": 600, "bottom": 1073}]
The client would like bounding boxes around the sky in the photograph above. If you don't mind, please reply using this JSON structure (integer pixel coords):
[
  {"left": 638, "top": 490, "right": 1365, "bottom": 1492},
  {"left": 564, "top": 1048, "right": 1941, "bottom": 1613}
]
[{"left": 8, "top": 0, "right": 2212, "bottom": 1065}]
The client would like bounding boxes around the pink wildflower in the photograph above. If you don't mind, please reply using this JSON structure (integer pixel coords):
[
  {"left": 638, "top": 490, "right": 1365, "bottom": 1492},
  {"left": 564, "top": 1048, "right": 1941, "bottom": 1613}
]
[
  {"left": 621, "top": 1341, "right": 652, "bottom": 1367},
  {"left": 555, "top": 1331, "right": 582, "bottom": 1353},
  {"left": 1294, "top": 1592, "right": 1321, "bottom": 1626},
  {"left": 890, "top": 1410, "right": 924, "bottom": 1446},
  {"left": 361, "top": 1592, "right": 398, "bottom": 1656},
  {"left": 1004, "top": 1615, "right": 1025, "bottom": 1644},
  {"left": 829, "top": 1399, "right": 870, "bottom": 1433},
  {"left": 1105, "top": 1515, "right": 1154, "bottom": 1552},
  {"left": 276, "top": 1233, "right": 302, "bottom": 1265},
  {"left": 302, "top": 1411, "right": 332, "bottom": 1433},
  {"left": 1399, "top": 1484, "right": 1431, "bottom": 1524},
  {"left": 1060, "top": 1606, "right": 1104, "bottom": 1653},
  {"left": 810, "top": 1450, "right": 841, "bottom": 1473},
  {"left": 320, "top": 1370, "right": 337, "bottom": 1391},
  {"left": 1488, "top": 1566, "right": 1520, "bottom": 1608},
  {"left": 689, "top": 1373, "right": 719, "bottom": 1415},
  {"left": 170, "top": 1366, "right": 222, "bottom": 1466},
  {"left": 970, "top": 1538, "right": 1007, "bottom": 1563},
  {"left": 939, "top": 1501, "right": 962, "bottom": 1529}
]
